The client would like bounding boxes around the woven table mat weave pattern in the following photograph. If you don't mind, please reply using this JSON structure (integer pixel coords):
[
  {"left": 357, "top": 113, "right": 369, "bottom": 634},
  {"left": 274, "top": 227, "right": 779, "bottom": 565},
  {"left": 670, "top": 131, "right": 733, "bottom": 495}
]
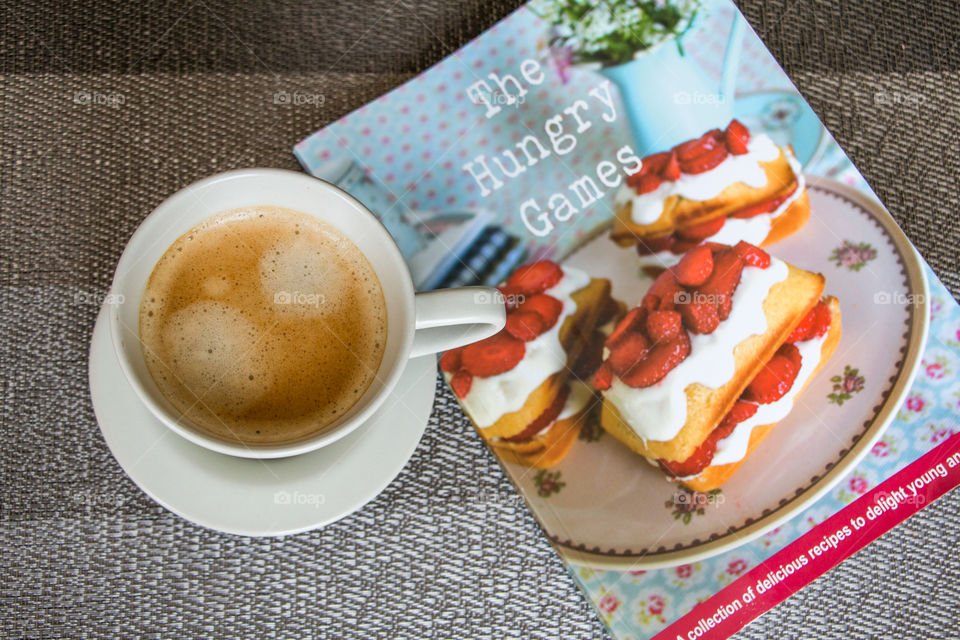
[{"left": 2, "top": 1, "right": 958, "bottom": 638}]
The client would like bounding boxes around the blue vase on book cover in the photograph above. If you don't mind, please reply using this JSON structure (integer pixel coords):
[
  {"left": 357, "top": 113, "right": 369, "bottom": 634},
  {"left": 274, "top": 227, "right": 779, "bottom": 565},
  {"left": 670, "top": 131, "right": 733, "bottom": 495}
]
[{"left": 598, "top": 13, "right": 744, "bottom": 156}]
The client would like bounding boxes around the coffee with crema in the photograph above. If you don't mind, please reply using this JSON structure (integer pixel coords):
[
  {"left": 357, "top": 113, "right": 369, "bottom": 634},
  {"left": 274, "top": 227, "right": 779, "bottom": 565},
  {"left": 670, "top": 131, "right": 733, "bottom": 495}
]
[{"left": 139, "top": 206, "right": 387, "bottom": 445}]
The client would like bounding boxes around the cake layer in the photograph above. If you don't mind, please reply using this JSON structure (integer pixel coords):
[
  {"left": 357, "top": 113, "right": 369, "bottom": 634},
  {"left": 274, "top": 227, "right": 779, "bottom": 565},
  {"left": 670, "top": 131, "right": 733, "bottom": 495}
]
[
  {"left": 491, "top": 382, "right": 596, "bottom": 454},
  {"left": 762, "top": 189, "right": 811, "bottom": 246},
  {"left": 491, "top": 402, "right": 594, "bottom": 469}
]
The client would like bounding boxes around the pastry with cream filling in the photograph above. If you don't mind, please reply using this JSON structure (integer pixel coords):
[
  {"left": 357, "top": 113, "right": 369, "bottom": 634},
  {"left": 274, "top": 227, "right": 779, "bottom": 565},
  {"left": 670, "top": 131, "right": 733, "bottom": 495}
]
[
  {"left": 441, "top": 260, "right": 616, "bottom": 466},
  {"left": 593, "top": 241, "right": 840, "bottom": 491},
  {"left": 611, "top": 120, "right": 810, "bottom": 275}
]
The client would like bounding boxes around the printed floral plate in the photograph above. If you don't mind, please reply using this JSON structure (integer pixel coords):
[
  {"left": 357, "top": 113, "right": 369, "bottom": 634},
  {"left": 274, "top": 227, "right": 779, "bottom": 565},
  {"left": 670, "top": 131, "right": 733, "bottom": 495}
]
[{"left": 497, "top": 177, "right": 930, "bottom": 569}]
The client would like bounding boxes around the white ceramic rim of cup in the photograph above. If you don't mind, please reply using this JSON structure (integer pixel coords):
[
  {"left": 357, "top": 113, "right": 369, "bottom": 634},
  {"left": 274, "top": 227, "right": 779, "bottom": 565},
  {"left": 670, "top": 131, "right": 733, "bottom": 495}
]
[{"left": 107, "top": 168, "right": 416, "bottom": 459}]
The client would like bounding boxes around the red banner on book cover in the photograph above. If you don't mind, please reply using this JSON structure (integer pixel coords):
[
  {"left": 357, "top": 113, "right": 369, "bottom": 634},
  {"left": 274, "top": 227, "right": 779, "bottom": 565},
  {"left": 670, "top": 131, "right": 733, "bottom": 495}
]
[{"left": 655, "top": 431, "right": 960, "bottom": 640}]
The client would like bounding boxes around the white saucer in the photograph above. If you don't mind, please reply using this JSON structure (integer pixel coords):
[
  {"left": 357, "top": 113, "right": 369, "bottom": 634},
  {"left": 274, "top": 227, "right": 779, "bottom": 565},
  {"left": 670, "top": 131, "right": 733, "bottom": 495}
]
[{"left": 89, "top": 307, "right": 437, "bottom": 536}]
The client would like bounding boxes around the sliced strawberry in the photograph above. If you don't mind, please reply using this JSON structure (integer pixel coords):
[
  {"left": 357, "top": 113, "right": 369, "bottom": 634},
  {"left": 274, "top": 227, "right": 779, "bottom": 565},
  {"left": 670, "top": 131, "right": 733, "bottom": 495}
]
[
  {"left": 605, "top": 306, "right": 645, "bottom": 350},
  {"left": 658, "top": 407, "right": 743, "bottom": 477},
  {"left": 674, "top": 130, "right": 721, "bottom": 162},
  {"left": 679, "top": 143, "right": 729, "bottom": 175},
  {"left": 786, "top": 306, "right": 817, "bottom": 343},
  {"left": 450, "top": 370, "right": 473, "bottom": 398},
  {"left": 676, "top": 216, "right": 726, "bottom": 242},
  {"left": 733, "top": 240, "right": 771, "bottom": 269},
  {"left": 505, "top": 260, "right": 563, "bottom": 296},
  {"left": 619, "top": 332, "right": 691, "bottom": 388},
  {"left": 696, "top": 248, "right": 744, "bottom": 321},
  {"left": 634, "top": 173, "right": 663, "bottom": 195},
  {"left": 643, "top": 270, "right": 682, "bottom": 311},
  {"left": 627, "top": 152, "right": 669, "bottom": 187},
  {"left": 659, "top": 436, "right": 718, "bottom": 477},
  {"left": 659, "top": 448, "right": 710, "bottom": 478},
  {"left": 634, "top": 151, "right": 670, "bottom": 179},
  {"left": 788, "top": 300, "right": 832, "bottom": 343},
  {"left": 519, "top": 293, "right": 563, "bottom": 331},
  {"left": 672, "top": 245, "right": 715, "bottom": 286},
  {"left": 505, "top": 310, "right": 545, "bottom": 341},
  {"left": 678, "top": 300, "right": 720, "bottom": 335},
  {"left": 636, "top": 234, "right": 675, "bottom": 256},
  {"left": 593, "top": 360, "right": 613, "bottom": 391},
  {"left": 572, "top": 330, "right": 605, "bottom": 379},
  {"left": 742, "top": 343, "right": 800, "bottom": 404},
  {"left": 608, "top": 332, "right": 650, "bottom": 377},
  {"left": 729, "top": 184, "right": 797, "bottom": 219},
  {"left": 809, "top": 300, "right": 832, "bottom": 339},
  {"left": 496, "top": 284, "right": 524, "bottom": 310},
  {"left": 729, "top": 198, "right": 780, "bottom": 220},
  {"left": 780, "top": 341, "right": 803, "bottom": 370},
  {"left": 723, "top": 119, "right": 751, "bottom": 155},
  {"left": 719, "top": 399, "right": 759, "bottom": 429},
  {"left": 461, "top": 331, "right": 526, "bottom": 378},
  {"left": 646, "top": 310, "right": 682, "bottom": 343},
  {"left": 661, "top": 151, "right": 682, "bottom": 181},
  {"left": 717, "top": 299, "right": 732, "bottom": 321},
  {"left": 660, "top": 399, "right": 757, "bottom": 477},
  {"left": 439, "top": 347, "right": 463, "bottom": 373},
  {"left": 504, "top": 385, "right": 571, "bottom": 441}
]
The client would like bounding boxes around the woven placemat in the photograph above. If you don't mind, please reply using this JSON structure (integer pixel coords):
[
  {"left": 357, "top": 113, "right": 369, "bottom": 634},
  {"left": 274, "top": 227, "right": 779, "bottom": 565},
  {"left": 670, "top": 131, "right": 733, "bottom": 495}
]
[{"left": 1, "top": 1, "right": 958, "bottom": 638}]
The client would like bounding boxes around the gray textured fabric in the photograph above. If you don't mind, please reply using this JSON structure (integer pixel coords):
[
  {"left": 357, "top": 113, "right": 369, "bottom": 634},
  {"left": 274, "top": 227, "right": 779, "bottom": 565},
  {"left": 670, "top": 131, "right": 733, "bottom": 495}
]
[{"left": 1, "top": 1, "right": 958, "bottom": 639}]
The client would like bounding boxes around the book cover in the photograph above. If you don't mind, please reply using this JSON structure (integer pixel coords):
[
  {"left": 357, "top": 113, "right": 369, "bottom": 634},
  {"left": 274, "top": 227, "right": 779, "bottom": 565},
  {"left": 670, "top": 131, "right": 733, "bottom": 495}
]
[{"left": 294, "top": 1, "right": 960, "bottom": 636}]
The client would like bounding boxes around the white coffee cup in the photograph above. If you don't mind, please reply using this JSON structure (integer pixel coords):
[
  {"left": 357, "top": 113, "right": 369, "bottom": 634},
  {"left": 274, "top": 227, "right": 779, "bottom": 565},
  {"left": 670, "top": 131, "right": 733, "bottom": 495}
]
[{"left": 108, "top": 168, "right": 504, "bottom": 458}]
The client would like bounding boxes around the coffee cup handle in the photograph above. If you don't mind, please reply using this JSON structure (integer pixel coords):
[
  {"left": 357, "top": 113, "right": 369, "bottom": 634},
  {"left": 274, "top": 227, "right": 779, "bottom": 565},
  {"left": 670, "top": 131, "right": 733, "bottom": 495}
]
[{"left": 409, "top": 287, "right": 506, "bottom": 359}]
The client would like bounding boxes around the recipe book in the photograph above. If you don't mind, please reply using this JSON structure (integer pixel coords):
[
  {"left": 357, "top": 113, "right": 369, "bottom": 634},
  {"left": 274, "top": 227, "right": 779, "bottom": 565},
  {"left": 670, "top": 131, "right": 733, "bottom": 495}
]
[{"left": 294, "top": 1, "right": 960, "bottom": 637}]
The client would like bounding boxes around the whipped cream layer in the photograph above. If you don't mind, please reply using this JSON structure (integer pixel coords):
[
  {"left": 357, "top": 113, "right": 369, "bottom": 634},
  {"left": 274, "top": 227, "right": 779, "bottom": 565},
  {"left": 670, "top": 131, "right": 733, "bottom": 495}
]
[
  {"left": 616, "top": 134, "right": 782, "bottom": 226},
  {"left": 709, "top": 332, "right": 826, "bottom": 467},
  {"left": 636, "top": 149, "right": 805, "bottom": 271},
  {"left": 558, "top": 380, "right": 595, "bottom": 421},
  {"left": 454, "top": 267, "right": 591, "bottom": 429},
  {"left": 603, "top": 257, "right": 789, "bottom": 443}
]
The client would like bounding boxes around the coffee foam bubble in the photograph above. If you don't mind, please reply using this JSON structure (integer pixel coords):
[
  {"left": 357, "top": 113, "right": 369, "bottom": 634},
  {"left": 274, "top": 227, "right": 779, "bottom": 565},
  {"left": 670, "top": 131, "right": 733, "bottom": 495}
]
[
  {"left": 159, "top": 300, "right": 269, "bottom": 414},
  {"left": 258, "top": 233, "right": 347, "bottom": 318}
]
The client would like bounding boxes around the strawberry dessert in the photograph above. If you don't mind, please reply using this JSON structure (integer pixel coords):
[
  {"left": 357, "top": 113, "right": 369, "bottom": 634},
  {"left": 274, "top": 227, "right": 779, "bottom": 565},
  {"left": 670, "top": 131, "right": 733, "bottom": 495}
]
[
  {"left": 441, "top": 260, "right": 615, "bottom": 468},
  {"left": 610, "top": 120, "right": 809, "bottom": 274},
  {"left": 593, "top": 241, "right": 841, "bottom": 491}
]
